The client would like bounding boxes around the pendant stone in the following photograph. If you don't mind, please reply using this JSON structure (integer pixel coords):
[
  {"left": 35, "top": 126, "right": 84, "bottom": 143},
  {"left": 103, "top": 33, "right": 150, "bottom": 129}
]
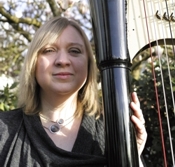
[
  {"left": 50, "top": 124, "right": 60, "bottom": 133},
  {"left": 57, "top": 118, "right": 64, "bottom": 124}
]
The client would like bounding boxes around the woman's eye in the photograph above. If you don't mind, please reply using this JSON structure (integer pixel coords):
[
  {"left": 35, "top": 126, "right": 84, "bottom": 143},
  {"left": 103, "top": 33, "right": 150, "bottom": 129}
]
[
  {"left": 70, "top": 48, "right": 81, "bottom": 54},
  {"left": 43, "top": 48, "right": 56, "bottom": 54}
]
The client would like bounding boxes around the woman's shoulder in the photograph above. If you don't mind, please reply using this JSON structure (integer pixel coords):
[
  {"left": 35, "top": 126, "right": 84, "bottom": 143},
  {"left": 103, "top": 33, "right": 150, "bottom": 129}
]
[
  {"left": 82, "top": 113, "right": 104, "bottom": 133},
  {"left": 83, "top": 113, "right": 105, "bottom": 152},
  {"left": 94, "top": 114, "right": 105, "bottom": 155},
  {"left": 95, "top": 114, "right": 104, "bottom": 129},
  {"left": 0, "top": 108, "right": 23, "bottom": 125},
  {"left": 94, "top": 114, "right": 105, "bottom": 142}
]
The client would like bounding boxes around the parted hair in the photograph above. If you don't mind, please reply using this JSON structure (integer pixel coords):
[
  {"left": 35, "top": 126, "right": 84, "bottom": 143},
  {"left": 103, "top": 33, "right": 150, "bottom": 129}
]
[{"left": 18, "top": 16, "right": 101, "bottom": 117}]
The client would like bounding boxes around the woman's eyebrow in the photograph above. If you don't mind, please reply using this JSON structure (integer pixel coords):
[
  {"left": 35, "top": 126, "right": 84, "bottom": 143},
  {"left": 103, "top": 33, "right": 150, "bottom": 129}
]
[{"left": 68, "top": 42, "right": 84, "bottom": 48}]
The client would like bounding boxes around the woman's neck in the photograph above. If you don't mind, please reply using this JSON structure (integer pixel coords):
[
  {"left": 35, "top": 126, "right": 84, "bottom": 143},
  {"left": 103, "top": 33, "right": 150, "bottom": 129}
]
[
  {"left": 39, "top": 93, "right": 78, "bottom": 121},
  {"left": 39, "top": 92, "right": 82, "bottom": 151}
]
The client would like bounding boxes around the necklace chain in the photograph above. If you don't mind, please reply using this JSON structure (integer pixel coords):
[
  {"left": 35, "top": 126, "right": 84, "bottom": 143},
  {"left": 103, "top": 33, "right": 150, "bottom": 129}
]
[{"left": 39, "top": 113, "right": 74, "bottom": 134}]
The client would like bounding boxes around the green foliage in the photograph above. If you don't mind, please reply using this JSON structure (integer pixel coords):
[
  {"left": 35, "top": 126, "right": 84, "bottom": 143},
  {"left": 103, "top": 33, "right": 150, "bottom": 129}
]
[
  {"left": 132, "top": 50, "right": 175, "bottom": 167},
  {"left": 0, "top": 41, "right": 25, "bottom": 77},
  {"left": 0, "top": 82, "right": 18, "bottom": 111}
]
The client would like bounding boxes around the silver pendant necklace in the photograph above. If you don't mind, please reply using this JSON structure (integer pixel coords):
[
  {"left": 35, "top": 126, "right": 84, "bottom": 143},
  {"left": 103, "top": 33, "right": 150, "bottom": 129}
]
[{"left": 39, "top": 113, "right": 74, "bottom": 134}]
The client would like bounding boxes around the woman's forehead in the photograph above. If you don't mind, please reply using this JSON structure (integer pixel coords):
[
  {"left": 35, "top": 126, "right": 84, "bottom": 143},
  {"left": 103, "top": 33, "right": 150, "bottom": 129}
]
[{"left": 54, "top": 26, "right": 85, "bottom": 45}]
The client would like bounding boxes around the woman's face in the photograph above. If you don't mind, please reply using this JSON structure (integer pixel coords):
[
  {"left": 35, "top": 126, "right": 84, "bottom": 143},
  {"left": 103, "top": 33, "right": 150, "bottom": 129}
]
[{"left": 36, "top": 25, "right": 88, "bottom": 98}]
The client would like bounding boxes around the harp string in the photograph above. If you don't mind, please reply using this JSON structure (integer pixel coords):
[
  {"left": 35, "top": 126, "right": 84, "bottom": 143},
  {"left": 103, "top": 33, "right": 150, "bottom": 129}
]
[
  {"left": 163, "top": 0, "right": 175, "bottom": 115},
  {"left": 163, "top": 0, "right": 175, "bottom": 113},
  {"left": 155, "top": 1, "right": 175, "bottom": 165},
  {"left": 142, "top": 0, "right": 168, "bottom": 166},
  {"left": 155, "top": 0, "right": 175, "bottom": 119},
  {"left": 141, "top": 0, "right": 175, "bottom": 166},
  {"left": 161, "top": 2, "right": 175, "bottom": 165},
  {"left": 165, "top": 0, "right": 175, "bottom": 56},
  {"left": 157, "top": 1, "right": 175, "bottom": 165}
]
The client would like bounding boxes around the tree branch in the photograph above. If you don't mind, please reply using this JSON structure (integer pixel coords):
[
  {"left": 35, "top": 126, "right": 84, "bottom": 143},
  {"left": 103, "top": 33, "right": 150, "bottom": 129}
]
[
  {"left": 10, "top": 23, "right": 32, "bottom": 42},
  {"left": 0, "top": 6, "right": 43, "bottom": 41},
  {"left": 0, "top": 6, "right": 41, "bottom": 28},
  {"left": 46, "top": 0, "right": 62, "bottom": 16}
]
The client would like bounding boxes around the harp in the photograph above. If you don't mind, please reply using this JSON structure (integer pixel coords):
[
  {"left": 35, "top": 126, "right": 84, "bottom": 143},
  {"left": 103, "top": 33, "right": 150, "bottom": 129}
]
[{"left": 89, "top": 0, "right": 175, "bottom": 166}]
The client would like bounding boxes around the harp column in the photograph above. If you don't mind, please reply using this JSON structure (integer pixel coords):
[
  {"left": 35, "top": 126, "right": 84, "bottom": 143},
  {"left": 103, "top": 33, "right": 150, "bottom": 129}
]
[{"left": 89, "top": 0, "right": 139, "bottom": 166}]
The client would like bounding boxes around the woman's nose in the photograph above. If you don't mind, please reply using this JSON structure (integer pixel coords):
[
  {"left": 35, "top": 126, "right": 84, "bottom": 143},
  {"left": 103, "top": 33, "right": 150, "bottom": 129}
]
[{"left": 54, "top": 50, "right": 70, "bottom": 67}]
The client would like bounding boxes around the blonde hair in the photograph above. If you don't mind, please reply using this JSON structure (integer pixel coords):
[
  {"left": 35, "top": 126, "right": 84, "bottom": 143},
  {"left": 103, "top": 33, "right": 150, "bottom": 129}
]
[{"left": 18, "top": 17, "right": 101, "bottom": 117}]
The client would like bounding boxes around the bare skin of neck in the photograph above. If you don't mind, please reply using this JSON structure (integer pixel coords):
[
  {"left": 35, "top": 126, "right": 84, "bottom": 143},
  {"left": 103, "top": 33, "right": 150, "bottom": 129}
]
[{"left": 39, "top": 93, "right": 82, "bottom": 151}]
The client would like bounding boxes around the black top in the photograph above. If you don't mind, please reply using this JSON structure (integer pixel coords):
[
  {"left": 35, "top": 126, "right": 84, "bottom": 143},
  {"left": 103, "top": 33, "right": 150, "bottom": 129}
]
[{"left": 0, "top": 108, "right": 106, "bottom": 167}]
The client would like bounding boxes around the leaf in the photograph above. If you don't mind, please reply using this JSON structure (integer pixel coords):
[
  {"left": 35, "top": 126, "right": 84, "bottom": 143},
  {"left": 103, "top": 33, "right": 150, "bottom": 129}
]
[
  {"left": 0, "top": 102, "right": 4, "bottom": 111},
  {"left": 10, "top": 82, "right": 18, "bottom": 89}
]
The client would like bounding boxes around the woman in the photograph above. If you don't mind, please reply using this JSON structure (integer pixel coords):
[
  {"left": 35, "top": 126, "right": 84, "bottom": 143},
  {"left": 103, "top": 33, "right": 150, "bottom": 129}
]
[{"left": 0, "top": 17, "right": 147, "bottom": 166}]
